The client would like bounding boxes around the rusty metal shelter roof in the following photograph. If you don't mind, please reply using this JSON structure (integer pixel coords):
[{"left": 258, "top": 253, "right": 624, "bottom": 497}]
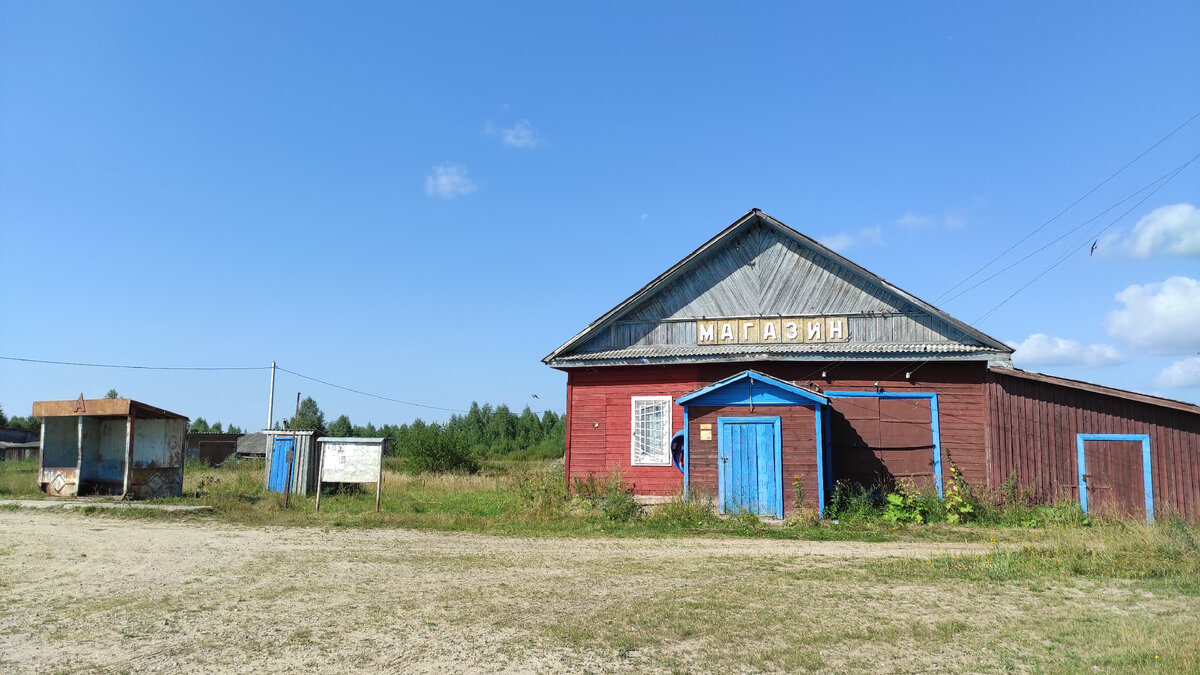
[{"left": 32, "top": 397, "right": 188, "bottom": 420}]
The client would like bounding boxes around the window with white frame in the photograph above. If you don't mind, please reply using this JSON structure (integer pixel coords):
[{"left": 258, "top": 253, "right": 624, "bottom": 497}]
[{"left": 631, "top": 396, "right": 673, "bottom": 466}]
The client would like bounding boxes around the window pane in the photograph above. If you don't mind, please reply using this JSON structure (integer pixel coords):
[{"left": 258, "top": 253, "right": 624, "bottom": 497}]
[{"left": 631, "top": 397, "right": 670, "bottom": 465}]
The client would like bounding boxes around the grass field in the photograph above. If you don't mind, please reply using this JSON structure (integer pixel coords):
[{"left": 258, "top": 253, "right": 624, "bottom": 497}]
[{"left": 3, "top": 457, "right": 1199, "bottom": 671}]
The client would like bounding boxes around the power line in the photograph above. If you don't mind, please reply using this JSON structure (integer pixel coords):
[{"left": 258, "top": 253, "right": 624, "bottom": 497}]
[
  {"left": 0, "top": 355, "right": 270, "bottom": 371},
  {"left": 974, "top": 148, "right": 1200, "bottom": 326},
  {"left": 274, "top": 366, "right": 470, "bottom": 414},
  {"left": 934, "top": 109, "right": 1200, "bottom": 303},
  {"left": 939, "top": 156, "right": 1195, "bottom": 307}
]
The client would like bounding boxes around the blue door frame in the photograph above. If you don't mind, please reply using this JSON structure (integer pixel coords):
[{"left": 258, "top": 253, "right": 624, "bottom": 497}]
[
  {"left": 717, "top": 417, "right": 783, "bottom": 518},
  {"left": 823, "top": 391, "right": 943, "bottom": 498},
  {"left": 1076, "top": 433, "right": 1153, "bottom": 523}
]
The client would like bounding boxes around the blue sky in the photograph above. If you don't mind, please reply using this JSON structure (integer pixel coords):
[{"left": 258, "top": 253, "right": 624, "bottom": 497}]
[{"left": 2, "top": 1, "right": 1198, "bottom": 429}]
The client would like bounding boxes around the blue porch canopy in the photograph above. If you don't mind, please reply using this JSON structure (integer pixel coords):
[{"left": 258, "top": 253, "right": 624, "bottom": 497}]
[{"left": 676, "top": 370, "right": 832, "bottom": 515}]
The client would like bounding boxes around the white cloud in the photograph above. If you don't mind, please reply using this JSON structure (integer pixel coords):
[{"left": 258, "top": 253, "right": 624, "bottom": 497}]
[
  {"left": 501, "top": 119, "right": 541, "bottom": 148},
  {"left": 1157, "top": 357, "right": 1200, "bottom": 388},
  {"left": 424, "top": 163, "right": 477, "bottom": 199},
  {"left": 1007, "top": 333, "right": 1124, "bottom": 368},
  {"left": 1109, "top": 203, "right": 1200, "bottom": 258},
  {"left": 820, "top": 226, "right": 882, "bottom": 252},
  {"left": 896, "top": 211, "right": 932, "bottom": 228},
  {"left": 944, "top": 214, "right": 965, "bottom": 229},
  {"left": 1105, "top": 276, "right": 1200, "bottom": 355},
  {"left": 640, "top": 213, "right": 648, "bottom": 221}
]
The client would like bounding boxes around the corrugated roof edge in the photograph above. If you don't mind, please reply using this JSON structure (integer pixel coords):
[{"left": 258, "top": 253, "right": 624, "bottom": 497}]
[
  {"left": 989, "top": 365, "right": 1200, "bottom": 416},
  {"left": 542, "top": 209, "right": 1013, "bottom": 366}
]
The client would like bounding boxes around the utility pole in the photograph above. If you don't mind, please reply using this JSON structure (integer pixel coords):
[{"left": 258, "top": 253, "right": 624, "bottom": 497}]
[{"left": 266, "top": 361, "right": 276, "bottom": 431}]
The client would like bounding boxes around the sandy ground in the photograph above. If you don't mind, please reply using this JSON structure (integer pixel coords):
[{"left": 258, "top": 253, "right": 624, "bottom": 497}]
[{"left": 0, "top": 509, "right": 1044, "bottom": 673}]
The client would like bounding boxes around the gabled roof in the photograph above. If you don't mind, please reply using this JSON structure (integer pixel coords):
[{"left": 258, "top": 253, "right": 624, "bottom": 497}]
[
  {"left": 544, "top": 209, "right": 1012, "bottom": 367},
  {"left": 677, "top": 370, "right": 828, "bottom": 407}
]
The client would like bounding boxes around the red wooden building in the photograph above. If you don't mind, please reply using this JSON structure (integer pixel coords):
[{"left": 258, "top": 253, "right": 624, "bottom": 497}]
[{"left": 544, "top": 209, "right": 1200, "bottom": 522}]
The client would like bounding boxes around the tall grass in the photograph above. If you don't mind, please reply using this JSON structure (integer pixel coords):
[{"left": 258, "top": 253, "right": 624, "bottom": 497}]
[{"left": 0, "top": 458, "right": 40, "bottom": 497}]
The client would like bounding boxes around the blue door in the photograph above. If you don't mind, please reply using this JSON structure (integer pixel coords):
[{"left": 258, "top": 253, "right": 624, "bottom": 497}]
[
  {"left": 718, "top": 418, "right": 782, "bottom": 517},
  {"left": 268, "top": 437, "right": 294, "bottom": 492}
]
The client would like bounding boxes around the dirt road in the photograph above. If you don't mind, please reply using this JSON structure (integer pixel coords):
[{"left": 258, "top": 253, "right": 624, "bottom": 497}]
[{"left": 0, "top": 509, "right": 1187, "bottom": 673}]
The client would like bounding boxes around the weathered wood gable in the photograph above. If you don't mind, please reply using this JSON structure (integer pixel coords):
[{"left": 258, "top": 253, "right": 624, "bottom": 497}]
[{"left": 546, "top": 210, "right": 1011, "bottom": 366}]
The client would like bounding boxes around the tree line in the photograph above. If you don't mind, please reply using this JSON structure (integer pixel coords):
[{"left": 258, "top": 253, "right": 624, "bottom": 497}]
[
  {"left": 0, "top": 404, "right": 40, "bottom": 433},
  {"left": 278, "top": 397, "right": 565, "bottom": 473}
]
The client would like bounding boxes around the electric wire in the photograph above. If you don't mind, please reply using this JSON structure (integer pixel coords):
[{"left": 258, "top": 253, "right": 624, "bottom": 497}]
[
  {"left": 934, "top": 109, "right": 1200, "bottom": 303},
  {"left": 940, "top": 157, "right": 1195, "bottom": 308},
  {"left": 973, "top": 150, "right": 1199, "bottom": 325},
  {"left": 0, "top": 355, "right": 269, "bottom": 371}
]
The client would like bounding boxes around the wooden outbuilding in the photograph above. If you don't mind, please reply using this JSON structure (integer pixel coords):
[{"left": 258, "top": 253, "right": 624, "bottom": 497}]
[
  {"left": 33, "top": 397, "right": 188, "bottom": 499},
  {"left": 544, "top": 209, "right": 1200, "bottom": 522}
]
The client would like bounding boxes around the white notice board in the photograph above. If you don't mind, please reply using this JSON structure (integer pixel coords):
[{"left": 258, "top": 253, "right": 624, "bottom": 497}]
[
  {"left": 320, "top": 442, "right": 382, "bottom": 483},
  {"left": 315, "top": 437, "right": 387, "bottom": 512}
]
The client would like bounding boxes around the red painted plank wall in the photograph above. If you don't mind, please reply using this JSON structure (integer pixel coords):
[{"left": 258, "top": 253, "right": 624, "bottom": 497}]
[
  {"left": 687, "top": 405, "right": 819, "bottom": 518},
  {"left": 987, "top": 371, "right": 1200, "bottom": 521},
  {"left": 564, "top": 361, "right": 991, "bottom": 497},
  {"left": 566, "top": 365, "right": 699, "bottom": 495}
]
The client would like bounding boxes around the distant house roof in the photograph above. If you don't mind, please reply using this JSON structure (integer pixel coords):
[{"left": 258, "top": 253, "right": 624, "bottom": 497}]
[{"left": 544, "top": 209, "right": 1012, "bottom": 368}]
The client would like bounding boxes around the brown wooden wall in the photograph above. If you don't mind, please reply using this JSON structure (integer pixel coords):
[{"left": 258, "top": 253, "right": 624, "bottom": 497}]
[
  {"left": 687, "top": 405, "right": 819, "bottom": 517},
  {"left": 987, "top": 371, "right": 1200, "bottom": 521}
]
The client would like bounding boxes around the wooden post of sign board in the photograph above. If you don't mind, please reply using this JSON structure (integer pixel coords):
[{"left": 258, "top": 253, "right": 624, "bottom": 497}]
[
  {"left": 375, "top": 440, "right": 384, "bottom": 512},
  {"left": 314, "top": 439, "right": 325, "bottom": 513},
  {"left": 283, "top": 392, "right": 300, "bottom": 509}
]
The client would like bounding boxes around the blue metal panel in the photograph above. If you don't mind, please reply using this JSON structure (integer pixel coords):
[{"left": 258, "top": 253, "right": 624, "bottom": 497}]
[
  {"left": 821, "top": 404, "right": 833, "bottom": 513},
  {"left": 814, "top": 406, "right": 825, "bottom": 514},
  {"left": 1076, "top": 433, "right": 1154, "bottom": 524},
  {"left": 930, "top": 395, "right": 943, "bottom": 497},
  {"left": 717, "top": 417, "right": 782, "bottom": 517},
  {"left": 268, "top": 437, "right": 294, "bottom": 493},
  {"left": 683, "top": 407, "right": 690, "bottom": 500},
  {"left": 824, "top": 391, "right": 943, "bottom": 498}
]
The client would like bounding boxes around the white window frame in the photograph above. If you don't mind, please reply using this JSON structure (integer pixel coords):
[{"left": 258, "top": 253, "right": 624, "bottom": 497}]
[{"left": 630, "top": 396, "right": 673, "bottom": 466}]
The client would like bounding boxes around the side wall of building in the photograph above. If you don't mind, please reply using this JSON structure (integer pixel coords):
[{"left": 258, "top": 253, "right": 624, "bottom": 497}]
[{"left": 986, "top": 371, "right": 1200, "bottom": 520}]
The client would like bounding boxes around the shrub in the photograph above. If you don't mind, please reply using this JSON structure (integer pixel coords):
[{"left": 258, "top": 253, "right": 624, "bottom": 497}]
[
  {"left": 404, "top": 426, "right": 480, "bottom": 474},
  {"left": 882, "top": 479, "right": 927, "bottom": 524},
  {"left": 824, "top": 480, "right": 885, "bottom": 521},
  {"left": 513, "top": 463, "right": 568, "bottom": 513},
  {"left": 647, "top": 492, "right": 718, "bottom": 529},
  {"left": 573, "top": 466, "right": 641, "bottom": 522}
]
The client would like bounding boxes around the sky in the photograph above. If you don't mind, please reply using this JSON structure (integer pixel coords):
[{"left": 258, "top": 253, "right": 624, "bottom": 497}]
[{"left": 2, "top": 1, "right": 1198, "bottom": 430}]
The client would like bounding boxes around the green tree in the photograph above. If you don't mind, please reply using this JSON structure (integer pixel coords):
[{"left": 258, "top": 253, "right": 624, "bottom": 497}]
[
  {"left": 189, "top": 417, "right": 210, "bottom": 433},
  {"left": 328, "top": 414, "right": 353, "bottom": 437},
  {"left": 516, "top": 406, "right": 542, "bottom": 447},
  {"left": 227, "top": 424, "right": 244, "bottom": 434},
  {"left": 292, "top": 397, "right": 326, "bottom": 431},
  {"left": 0, "top": 403, "right": 7, "bottom": 427},
  {"left": 5, "top": 414, "right": 40, "bottom": 433},
  {"left": 210, "top": 421, "right": 223, "bottom": 433},
  {"left": 105, "top": 389, "right": 119, "bottom": 399}
]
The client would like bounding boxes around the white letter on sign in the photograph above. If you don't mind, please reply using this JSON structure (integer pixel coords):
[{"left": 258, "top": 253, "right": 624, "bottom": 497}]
[
  {"left": 806, "top": 319, "right": 823, "bottom": 342},
  {"left": 719, "top": 322, "right": 735, "bottom": 343},
  {"left": 742, "top": 321, "right": 757, "bottom": 342},
  {"left": 783, "top": 321, "right": 800, "bottom": 342}
]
